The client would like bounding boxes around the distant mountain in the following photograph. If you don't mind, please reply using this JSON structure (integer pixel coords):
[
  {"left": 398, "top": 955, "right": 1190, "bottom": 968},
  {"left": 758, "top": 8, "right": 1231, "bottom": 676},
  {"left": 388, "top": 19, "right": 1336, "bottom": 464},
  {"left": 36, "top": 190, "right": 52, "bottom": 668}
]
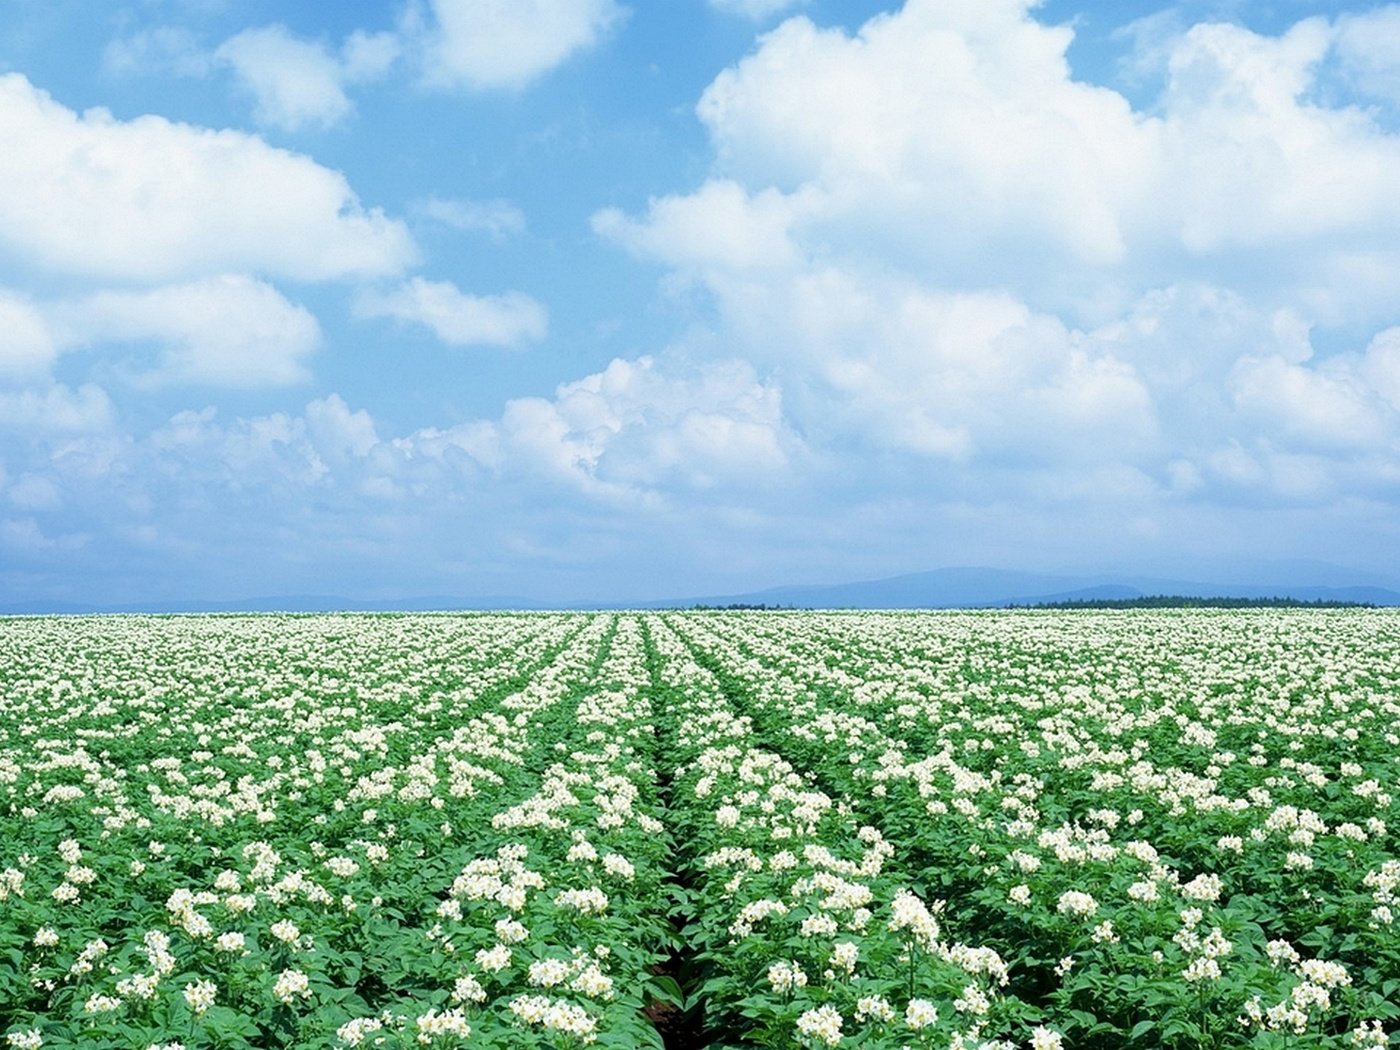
[
  {"left": 670, "top": 567, "right": 1400, "bottom": 609},
  {"left": 4, "top": 565, "right": 1399, "bottom": 615}
]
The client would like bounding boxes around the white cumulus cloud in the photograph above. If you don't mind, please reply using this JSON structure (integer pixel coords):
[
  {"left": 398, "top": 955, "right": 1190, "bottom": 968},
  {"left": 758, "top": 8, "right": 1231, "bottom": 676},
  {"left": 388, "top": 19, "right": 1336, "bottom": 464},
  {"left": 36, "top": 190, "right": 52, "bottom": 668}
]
[
  {"left": 0, "top": 384, "right": 115, "bottom": 434},
  {"left": 380, "top": 355, "right": 797, "bottom": 505},
  {"left": 420, "top": 0, "right": 625, "bottom": 90},
  {"left": 597, "top": 0, "right": 1400, "bottom": 504},
  {"left": 424, "top": 355, "right": 797, "bottom": 500},
  {"left": 0, "top": 291, "right": 57, "bottom": 377},
  {"left": 214, "top": 25, "right": 356, "bottom": 131},
  {"left": 0, "top": 73, "right": 415, "bottom": 283},
  {"left": 354, "top": 278, "right": 547, "bottom": 348},
  {"left": 57, "top": 276, "right": 321, "bottom": 388}
]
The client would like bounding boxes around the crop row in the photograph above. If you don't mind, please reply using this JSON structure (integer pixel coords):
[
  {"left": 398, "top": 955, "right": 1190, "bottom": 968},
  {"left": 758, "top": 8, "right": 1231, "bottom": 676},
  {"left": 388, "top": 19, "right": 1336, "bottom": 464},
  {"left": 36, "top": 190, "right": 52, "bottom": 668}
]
[
  {"left": 2, "top": 610, "right": 1399, "bottom": 1049},
  {"left": 668, "top": 611, "right": 1400, "bottom": 1046},
  {"left": 0, "top": 614, "right": 676, "bottom": 1048}
]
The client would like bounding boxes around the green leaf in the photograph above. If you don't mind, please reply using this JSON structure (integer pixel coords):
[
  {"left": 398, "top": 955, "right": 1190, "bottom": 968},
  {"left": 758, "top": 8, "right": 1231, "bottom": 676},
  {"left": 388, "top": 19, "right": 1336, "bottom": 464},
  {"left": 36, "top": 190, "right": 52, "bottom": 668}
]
[{"left": 648, "top": 974, "right": 686, "bottom": 1008}]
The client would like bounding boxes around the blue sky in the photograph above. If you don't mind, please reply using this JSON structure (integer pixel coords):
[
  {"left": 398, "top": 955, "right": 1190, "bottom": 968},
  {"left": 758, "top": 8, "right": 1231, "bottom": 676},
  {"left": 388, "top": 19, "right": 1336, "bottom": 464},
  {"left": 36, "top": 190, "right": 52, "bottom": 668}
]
[{"left": 4, "top": 0, "right": 1400, "bottom": 604}]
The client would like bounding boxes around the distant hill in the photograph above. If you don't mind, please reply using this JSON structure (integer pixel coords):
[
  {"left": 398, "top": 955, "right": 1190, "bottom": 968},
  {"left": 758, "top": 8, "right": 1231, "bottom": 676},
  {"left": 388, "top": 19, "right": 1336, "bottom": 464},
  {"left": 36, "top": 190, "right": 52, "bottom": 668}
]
[
  {"left": 4, "top": 565, "right": 1399, "bottom": 614},
  {"left": 1024, "top": 595, "right": 1374, "bottom": 610},
  {"left": 669, "top": 567, "right": 1400, "bottom": 610}
]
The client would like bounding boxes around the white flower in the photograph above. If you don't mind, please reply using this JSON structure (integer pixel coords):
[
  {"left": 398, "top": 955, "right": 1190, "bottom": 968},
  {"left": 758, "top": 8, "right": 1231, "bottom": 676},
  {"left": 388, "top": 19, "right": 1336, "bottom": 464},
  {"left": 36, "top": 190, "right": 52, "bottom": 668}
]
[
  {"left": 1296, "top": 959, "right": 1351, "bottom": 988},
  {"left": 495, "top": 919, "right": 529, "bottom": 944},
  {"left": 117, "top": 973, "right": 160, "bottom": 1000},
  {"left": 1029, "top": 1026, "right": 1064, "bottom": 1050},
  {"left": 570, "top": 965, "right": 614, "bottom": 999},
  {"left": 767, "top": 960, "right": 808, "bottom": 994},
  {"left": 888, "top": 889, "right": 940, "bottom": 949},
  {"left": 601, "top": 853, "right": 634, "bottom": 880},
  {"left": 476, "top": 944, "right": 511, "bottom": 972},
  {"left": 855, "top": 995, "right": 894, "bottom": 1023},
  {"left": 6, "top": 1029, "right": 43, "bottom": 1049},
  {"left": 1182, "top": 873, "right": 1223, "bottom": 901},
  {"left": 830, "top": 941, "right": 859, "bottom": 973},
  {"left": 183, "top": 980, "right": 216, "bottom": 1014},
  {"left": 325, "top": 857, "right": 360, "bottom": 878},
  {"left": 272, "top": 968, "right": 311, "bottom": 1005},
  {"left": 528, "top": 959, "right": 571, "bottom": 988},
  {"left": 1056, "top": 890, "right": 1097, "bottom": 918},
  {"left": 1182, "top": 957, "right": 1222, "bottom": 982},
  {"left": 1127, "top": 880, "right": 1160, "bottom": 903},
  {"left": 452, "top": 975, "right": 487, "bottom": 1003},
  {"left": 905, "top": 998, "right": 939, "bottom": 1029},
  {"left": 1350, "top": 1021, "right": 1389, "bottom": 1047},
  {"left": 1200, "top": 928, "right": 1232, "bottom": 960},
  {"left": 414, "top": 1007, "right": 470, "bottom": 1043},
  {"left": 270, "top": 920, "right": 301, "bottom": 945},
  {"left": 1091, "top": 920, "right": 1118, "bottom": 944},
  {"left": 556, "top": 887, "right": 609, "bottom": 914},
  {"left": 796, "top": 1004, "right": 844, "bottom": 1046},
  {"left": 336, "top": 1017, "right": 384, "bottom": 1046},
  {"left": 955, "top": 983, "right": 991, "bottom": 1015}
]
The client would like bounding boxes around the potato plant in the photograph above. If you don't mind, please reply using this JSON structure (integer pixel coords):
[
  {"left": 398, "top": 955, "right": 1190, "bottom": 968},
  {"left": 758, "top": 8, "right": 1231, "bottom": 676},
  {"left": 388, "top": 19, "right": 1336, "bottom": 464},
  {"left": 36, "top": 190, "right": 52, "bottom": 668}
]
[{"left": 1, "top": 610, "right": 1397, "bottom": 1049}]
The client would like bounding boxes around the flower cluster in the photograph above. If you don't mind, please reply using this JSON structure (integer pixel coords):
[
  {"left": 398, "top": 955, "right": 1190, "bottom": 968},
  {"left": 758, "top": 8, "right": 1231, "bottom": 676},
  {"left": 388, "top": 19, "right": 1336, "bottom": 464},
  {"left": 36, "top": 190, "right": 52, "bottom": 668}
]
[{"left": 1, "top": 609, "right": 1396, "bottom": 1049}]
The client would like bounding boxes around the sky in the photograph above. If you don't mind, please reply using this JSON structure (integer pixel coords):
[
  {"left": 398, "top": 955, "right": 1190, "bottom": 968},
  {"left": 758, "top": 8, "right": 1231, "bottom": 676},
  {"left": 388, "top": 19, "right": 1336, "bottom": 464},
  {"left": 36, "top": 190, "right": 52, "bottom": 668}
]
[{"left": 4, "top": 0, "right": 1400, "bottom": 605}]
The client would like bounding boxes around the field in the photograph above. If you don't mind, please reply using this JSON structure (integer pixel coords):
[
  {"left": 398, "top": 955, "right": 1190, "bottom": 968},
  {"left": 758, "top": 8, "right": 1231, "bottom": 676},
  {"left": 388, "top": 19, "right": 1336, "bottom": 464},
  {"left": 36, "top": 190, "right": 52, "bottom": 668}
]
[{"left": 1, "top": 610, "right": 1398, "bottom": 1049}]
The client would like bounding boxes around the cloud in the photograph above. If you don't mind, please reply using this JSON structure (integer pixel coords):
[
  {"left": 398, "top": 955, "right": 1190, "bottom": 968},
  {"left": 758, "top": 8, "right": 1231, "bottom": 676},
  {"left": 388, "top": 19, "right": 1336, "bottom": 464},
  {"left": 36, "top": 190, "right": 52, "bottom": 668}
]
[
  {"left": 306, "top": 394, "right": 380, "bottom": 461},
  {"left": 593, "top": 180, "right": 802, "bottom": 274},
  {"left": 340, "top": 30, "right": 402, "bottom": 83},
  {"left": 690, "top": 3, "right": 1149, "bottom": 272},
  {"left": 214, "top": 25, "right": 355, "bottom": 131},
  {"left": 0, "top": 291, "right": 56, "bottom": 377},
  {"left": 102, "top": 26, "right": 211, "bottom": 77},
  {"left": 708, "top": 0, "right": 808, "bottom": 19},
  {"left": 642, "top": 1, "right": 1400, "bottom": 312},
  {"left": 354, "top": 278, "right": 547, "bottom": 348},
  {"left": 1332, "top": 6, "right": 1400, "bottom": 107},
  {"left": 415, "top": 197, "right": 527, "bottom": 241},
  {"left": 478, "top": 356, "right": 796, "bottom": 497},
  {"left": 211, "top": 25, "right": 402, "bottom": 131},
  {"left": 596, "top": 0, "right": 1400, "bottom": 507},
  {"left": 0, "top": 73, "right": 415, "bottom": 283},
  {"left": 106, "top": 22, "right": 402, "bottom": 131},
  {"left": 0, "top": 359, "right": 793, "bottom": 578},
  {"left": 0, "top": 384, "right": 115, "bottom": 434},
  {"left": 148, "top": 406, "right": 331, "bottom": 488},
  {"left": 223, "top": 356, "right": 796, "bottom": 505},
  {"left": 1362, "top": 327, "right": 1400, "bottom": 412},
  {"left": 420, "top": 0, "right": 625, "bottom": 90},
  {"left": 7, "top": 474, "right": 62, "bottom": 511},
  {"left": 57, "top": 276, "right": 320, "bottom": 387}
]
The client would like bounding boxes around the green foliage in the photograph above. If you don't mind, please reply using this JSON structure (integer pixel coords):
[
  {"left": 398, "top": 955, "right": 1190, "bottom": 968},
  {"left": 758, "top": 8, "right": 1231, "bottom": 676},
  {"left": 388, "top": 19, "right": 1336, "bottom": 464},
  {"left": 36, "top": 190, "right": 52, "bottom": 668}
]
[{"left": 2, "top": 609, "right": 1399, "bottom": 1049}]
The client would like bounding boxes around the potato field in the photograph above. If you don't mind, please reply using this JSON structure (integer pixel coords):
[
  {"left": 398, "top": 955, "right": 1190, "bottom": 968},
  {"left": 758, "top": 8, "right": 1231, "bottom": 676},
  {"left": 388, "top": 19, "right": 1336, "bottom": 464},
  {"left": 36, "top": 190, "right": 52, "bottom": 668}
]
[{"left": 1, "top": 610, "right": 1398, "bottom": 1049}]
